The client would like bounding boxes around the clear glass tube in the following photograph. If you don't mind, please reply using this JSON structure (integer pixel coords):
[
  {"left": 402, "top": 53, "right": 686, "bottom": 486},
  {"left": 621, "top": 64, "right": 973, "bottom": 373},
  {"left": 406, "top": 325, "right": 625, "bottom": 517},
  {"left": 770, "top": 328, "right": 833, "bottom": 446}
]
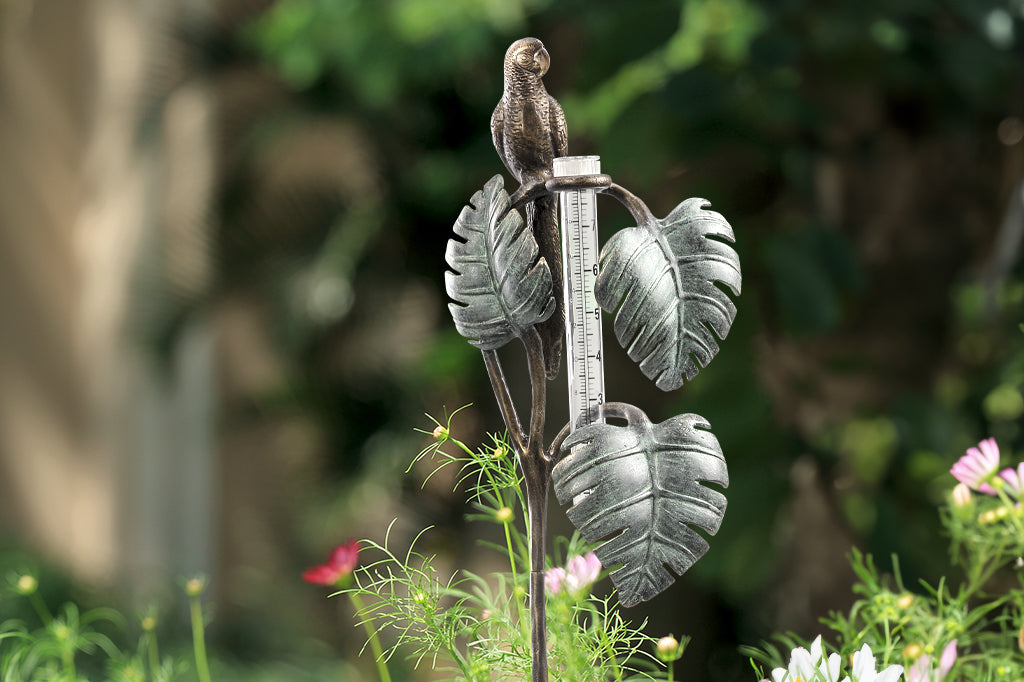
[{"left": 553, "top": 156, "right": 605, "bottom": 431}]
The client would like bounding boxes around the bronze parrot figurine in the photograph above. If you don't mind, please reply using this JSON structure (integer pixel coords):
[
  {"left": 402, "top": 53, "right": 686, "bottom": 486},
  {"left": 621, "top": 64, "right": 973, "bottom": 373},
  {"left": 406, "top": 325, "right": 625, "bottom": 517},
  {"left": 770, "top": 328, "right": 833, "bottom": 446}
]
[{"left": 491, "top": 37, "right": 569, "bottom": 380}]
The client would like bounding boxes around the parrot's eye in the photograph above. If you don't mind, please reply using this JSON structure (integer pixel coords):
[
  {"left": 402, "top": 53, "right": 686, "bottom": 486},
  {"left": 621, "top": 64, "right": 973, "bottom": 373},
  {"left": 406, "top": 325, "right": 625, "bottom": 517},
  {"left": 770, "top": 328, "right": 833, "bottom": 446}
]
[{"left": 516, "top": 51, "right": 534, "bottom": 68}]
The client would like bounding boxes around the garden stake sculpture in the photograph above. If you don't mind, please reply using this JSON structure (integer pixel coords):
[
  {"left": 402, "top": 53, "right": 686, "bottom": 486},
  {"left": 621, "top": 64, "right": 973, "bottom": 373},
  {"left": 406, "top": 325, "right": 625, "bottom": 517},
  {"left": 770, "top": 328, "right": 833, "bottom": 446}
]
[{"left": 444, "top": 37, "right": 742, "bottom": 682}]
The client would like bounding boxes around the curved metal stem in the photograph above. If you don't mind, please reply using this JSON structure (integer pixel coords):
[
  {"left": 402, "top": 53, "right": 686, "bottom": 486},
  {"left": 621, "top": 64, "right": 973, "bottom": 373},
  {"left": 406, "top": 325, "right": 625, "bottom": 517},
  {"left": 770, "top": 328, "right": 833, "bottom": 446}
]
[
  {"left": 591, "top": 401, "right": 645, "bottom": 423},
  {"left": 523, "top": 327, "right": 548, "bottom": 452},
  {"left": 482, "top": 330, "right": 552, "bottom": 682},
  {"left": 601, "top": 182, "right": 655, "bottom": 226},
  {"left": 482, "top": 349, "right": 526, "bottom": 453},
  {"left": 547, "top": 421, "right": 572, "bottom": 463},
  {"left": 520, "top": 326, "right": 552, "bottom": 682},
  {"left": 509, "top": 177, "right": 551, "bottom": 213},
  {"left": 526, "top": 479, "right": 549, "bottom": 682},
  {"left": 539, "top": 173, "right": 656, "bottom": 227}
]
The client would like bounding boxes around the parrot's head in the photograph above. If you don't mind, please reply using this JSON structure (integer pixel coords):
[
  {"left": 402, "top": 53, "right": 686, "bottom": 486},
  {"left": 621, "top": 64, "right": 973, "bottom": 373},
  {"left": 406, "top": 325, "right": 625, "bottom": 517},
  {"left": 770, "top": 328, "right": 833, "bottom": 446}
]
[{"left": 504, "top": 37, "right": 550, "bottom": 80}]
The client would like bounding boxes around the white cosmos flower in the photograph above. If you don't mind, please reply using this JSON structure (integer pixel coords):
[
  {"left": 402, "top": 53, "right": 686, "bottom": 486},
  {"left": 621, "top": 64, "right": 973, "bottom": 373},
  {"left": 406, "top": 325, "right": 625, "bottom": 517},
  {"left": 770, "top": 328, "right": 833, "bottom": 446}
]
[
  {"left": 770, "top": 635, "right": 842, "bottom": 682},
  {"left": 812, "top": 636, "right": 843, "bottom": 681},
  {"left": 841, "top": 643, "right": 904, "bottom": 682}
]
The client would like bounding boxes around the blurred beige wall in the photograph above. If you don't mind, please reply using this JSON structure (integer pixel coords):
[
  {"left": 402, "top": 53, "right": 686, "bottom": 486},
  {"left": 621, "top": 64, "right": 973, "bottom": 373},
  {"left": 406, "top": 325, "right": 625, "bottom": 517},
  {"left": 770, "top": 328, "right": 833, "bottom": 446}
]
[{"left": 0, "top": 0, "right": 217, "bottom": 591}]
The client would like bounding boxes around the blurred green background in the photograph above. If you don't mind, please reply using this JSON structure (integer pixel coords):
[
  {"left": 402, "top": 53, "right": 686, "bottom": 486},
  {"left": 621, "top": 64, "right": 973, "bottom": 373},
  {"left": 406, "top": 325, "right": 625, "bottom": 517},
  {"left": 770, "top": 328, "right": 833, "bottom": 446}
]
[{"left": 0, "top": 0, "right": 1022, "bottom": 678}]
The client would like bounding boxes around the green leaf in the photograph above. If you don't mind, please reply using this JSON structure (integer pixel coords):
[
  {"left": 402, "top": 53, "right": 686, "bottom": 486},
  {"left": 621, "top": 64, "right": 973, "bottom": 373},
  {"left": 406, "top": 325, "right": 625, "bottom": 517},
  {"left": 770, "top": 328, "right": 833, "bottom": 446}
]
[
  {"left": 552, "top": 403, "right": 728, "bottom": 607},
  {"left": 445, "top": 175, "right": 555, "bottom": 350},
  {"left": 595, "top": 198, "right": 741, "bottom": 391}
]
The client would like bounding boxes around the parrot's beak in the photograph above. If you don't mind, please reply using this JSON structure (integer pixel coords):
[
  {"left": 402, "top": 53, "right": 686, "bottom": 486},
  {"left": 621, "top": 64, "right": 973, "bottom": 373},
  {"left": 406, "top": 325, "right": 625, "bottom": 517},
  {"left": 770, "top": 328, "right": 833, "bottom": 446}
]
[{"left": 535, "top": 47, "right": 550, "bottom": 76}]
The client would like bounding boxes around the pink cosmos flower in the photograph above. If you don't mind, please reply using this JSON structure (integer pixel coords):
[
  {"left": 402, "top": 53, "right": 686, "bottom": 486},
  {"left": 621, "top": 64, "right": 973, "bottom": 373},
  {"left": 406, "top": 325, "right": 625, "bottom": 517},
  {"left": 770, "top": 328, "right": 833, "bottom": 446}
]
[
  {"left": 303, "top": 540, "right": 360, "bottom": 586},
  {"left": 951, "top": 438, "right": 1000, "bottom": 492},
  {"left": 907, "top": 640, "right": 956, "bottom": 682},
  {"left": 545, "top": 552, "right": 601, "bottom": 596},
  {"left": 565, "top": 552, "right": 601, "bottom": 591},
  {"left": 544, "top": 566, "right": 566, "bottom": 594},
  {"left": 997, "top": 463, "right": 1024, "bottom": 499}
]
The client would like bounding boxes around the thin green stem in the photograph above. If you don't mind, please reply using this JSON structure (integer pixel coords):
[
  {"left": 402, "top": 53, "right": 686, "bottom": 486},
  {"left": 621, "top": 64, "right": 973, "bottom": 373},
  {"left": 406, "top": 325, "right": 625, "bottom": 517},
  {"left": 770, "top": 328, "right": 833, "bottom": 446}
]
[
  {"left": 503, "top": 519, "right": 520, "bottom": 593},
  {"left": 454, "top": 435, "right": 527, "bottom": 521},
  {"left": 587, "top": 601, "right": 622, "bottom": 682},
  {"left": 452, "top": 650, "right": 474, "bottom": 680},
  {"left": 882, "top": 618, "right": 893, "bottom": 665},
  {"left": 189, "top": 593, "right": 212, "bottom": 682},
  {"left": 668, "top": 659, "right": 674, "bottom": 682},
  {"left": 349, "top": 593, "right": 392, "bottom": 682},
  {"left": 454, "top": 433, "right": 529, "bottom": 630},
  {"left": 502, "top": 518, "right": 530, "bottom": 633},
  {"left": 998, "top": 492, "right": 1024, "bottom": 537},
  {"left": 449, "top": 437, "right": 476, "bottom": 459},
  {"left": 146, "top": 631, "right": 161, "bottom": 680},
  {"left": 423, "top": 608, "right": 472, "bottom": 680},
  {"left": 464, "top": 439, "right": 508, "bottom": 504},
  {"left": 963, "top": 539, "right": 1007, "bottom": 599},
  {"left": 62, "top": 650, "right": 76, "bottom": 680},
  {"left": 29, "top": 593, "right": 51, "bottom": 625}
]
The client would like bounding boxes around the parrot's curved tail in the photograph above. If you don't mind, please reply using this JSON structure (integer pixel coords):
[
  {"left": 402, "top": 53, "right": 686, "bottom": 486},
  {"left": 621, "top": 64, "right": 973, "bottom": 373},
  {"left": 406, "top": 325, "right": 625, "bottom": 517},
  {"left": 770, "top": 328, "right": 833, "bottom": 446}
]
[{"left": 528, "top": 195, "right": 563, "bottom": 380}]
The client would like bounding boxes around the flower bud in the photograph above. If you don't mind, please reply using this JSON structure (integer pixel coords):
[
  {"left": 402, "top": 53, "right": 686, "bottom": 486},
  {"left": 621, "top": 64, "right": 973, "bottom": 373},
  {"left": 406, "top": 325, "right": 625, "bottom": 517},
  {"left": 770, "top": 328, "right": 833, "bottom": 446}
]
[
  {"left": 902, "top": 642, "right": 923, "bottom": 660},
  {"left": 656, "top": 635, "right": 685, "bottom": 662},
  {"left": 432, "top": 425, "right": 449, "bottom": 442},
  {"left": 141, "top": 615, "right": 157, "bottom": 632},
  {"left": 185, "top": 577, "right": 206, "bottom": 597},
  {"left": 14, "top": 574, "right": 37, "bottom": 596},
  {"left": 897, "top": 593, "right": 914, "bottom": 609},
  {"left": 413, "top": 591, "right": 434, "bottom": 615},
  {"left": 495, "top": 506, "right": 514, "bottom": 523},
  {"left": 118, "top": 663, "right": 144, "bottom": 682},
  {"left": 951, "top": 483, "right": 972, "bottom": 507}
]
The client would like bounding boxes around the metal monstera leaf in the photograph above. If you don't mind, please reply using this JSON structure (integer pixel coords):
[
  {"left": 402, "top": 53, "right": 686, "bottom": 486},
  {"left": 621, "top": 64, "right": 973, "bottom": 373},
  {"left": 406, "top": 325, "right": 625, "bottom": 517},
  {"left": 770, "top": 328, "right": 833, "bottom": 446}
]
[
  {"left": 445, "top": 175, "right": 556, "bottom": 350},
  {"left": 552, "top": 403, "right": 728, "bottom": 608},
  {"left": 595, "top": 198, "right": 741, "bottom": 391}
]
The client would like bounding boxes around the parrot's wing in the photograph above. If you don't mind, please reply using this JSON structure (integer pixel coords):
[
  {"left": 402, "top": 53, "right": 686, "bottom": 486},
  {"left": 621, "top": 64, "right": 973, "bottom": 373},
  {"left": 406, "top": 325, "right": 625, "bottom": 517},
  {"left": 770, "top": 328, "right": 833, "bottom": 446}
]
[
  {"left": 491, "top": 105, "right": 510, "bottom": 174},
  {"left": 549, "top": 95, "right": 568, "bottom": 158}
]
